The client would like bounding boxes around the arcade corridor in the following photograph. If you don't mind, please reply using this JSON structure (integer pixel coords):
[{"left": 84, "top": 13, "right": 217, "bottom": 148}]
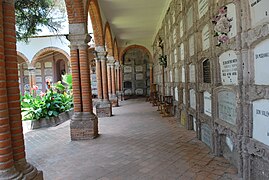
[{"left": 24, "top": 98, "right": 239, "bottom": 180}]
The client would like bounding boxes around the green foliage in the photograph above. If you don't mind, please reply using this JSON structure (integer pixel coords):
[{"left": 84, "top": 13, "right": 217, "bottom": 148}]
[
  {"left": 15, "top": 0, "right": 65, "bottom": 42},
  {"left": 21, "top": 81, "right": 73, "bottom": 121},
  {"left": 62, "top": 73, "right": 72, "bottom": 90}
]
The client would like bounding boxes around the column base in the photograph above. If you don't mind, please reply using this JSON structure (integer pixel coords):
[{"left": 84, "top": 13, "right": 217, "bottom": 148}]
[
  {"left": 70, "top": 112, "right": 99, "bottom": 140},
  {"left": 15, "top": 160, "right": 43, "bottom": 180},
  {"left": 117, "top": 91, "right": 123, "bottom": 101},
  {"left": 96, "top": 100, "right": 112, "bottom": 117},
  {"left": 109, "top": 94, "right": 119, "bottom": 107}
]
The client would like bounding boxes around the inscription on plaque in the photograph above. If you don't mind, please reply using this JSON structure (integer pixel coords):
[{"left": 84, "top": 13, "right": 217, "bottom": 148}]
[
  {"left": 44, "top": 62, "right": 52, "bottom": 68},
  {"left": 218, "top": 91, "right": 236, "bottom": 125},
  {"left": 36, "top": 76, "right": 42, "bottom": 83},
  {"left": 189, "top": 35, "right": 195, "bottom": 57},
  {"left": 203, "top": 59, "right": 211, "bottom": 83},
  {"left": 35, "top": 69, "right": 41, "bottom": 76},
  {"left": 135, "top": 89, "right": 143, "bottom": 95},
  {"left": 35, "top": 62, "right": 41, "bottom": 68},
  {"left": 226, "top": 3, "right": 237, "bottom": 39},
  {"left": 254, "top": 39, "right": 269, "bottom": 85},
  {"left": 135, "top": 66, "right": 143, "bottom": 72},
  {"left": 170, "top": 71, "right": 173, "bottom": 82},
  {"left": 189, "top": 64, "right": 195, "bottom": 83},
  {"left": 204, "top": 91, "right": 212, "bottom": 116},
  {"left": 136, "top": 73, "right": 143, "bottom": 80},
  {"left": 181, "top": 66, "right": 185, "bottom": 82},
  {"left": 249, "top": 0, "right": 269, "bottom": 27},
  {"left": 124, "top": 89, "right": 132, "bottom": 95},
  {"left": 180, "top": 20, "right": 184, "bottom": 38},
  {"left": 198, "top": 0, "right": 208, "bottom": 19},
  {"left": 187, "top": 7, "right": 193, "bottom": 30},
  {"left": 23, "top": 70, "right": 29, "bottom": 75},
  {"left": 174, "top": 49, "right": 178, "bottom": 63},
  {"left": 202, "top": 25, "right": 210, "bottom": 50},
  {"left": 175, "top": 86, "right": 179, "bottom": 101},
  {"left": 201, "top": 123, "right": 213, "bottom": 148},
  {"left": 175, "top": 68, "right": 179, "bottom": 82},
  {"left": 190, "top": 89, "right": 196, "bottom": 110},
  {"left": 253, "top": 99, "right": 269, "bottom": 146},
  {"left": 180, "top": 43, "right": 184, "bottom": 60},
  {"left": 124, "top": 66, "right": 132, "bottom": 73},
  {"left": 219, "top": 50, "right": 238, "bottom": 85}
]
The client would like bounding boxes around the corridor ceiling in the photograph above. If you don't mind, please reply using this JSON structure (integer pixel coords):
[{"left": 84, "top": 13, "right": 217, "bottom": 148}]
[{"left": 98, "top": 0, "right": 172, "bottom": 51}]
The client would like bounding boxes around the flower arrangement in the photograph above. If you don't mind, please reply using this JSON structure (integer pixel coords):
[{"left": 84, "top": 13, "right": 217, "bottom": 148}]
[
  {"left": 159, "top": 54, "right": 167, "bottom": 68},
  {"left": 212, "top": 6, "right": 233, "bottom": 46}
]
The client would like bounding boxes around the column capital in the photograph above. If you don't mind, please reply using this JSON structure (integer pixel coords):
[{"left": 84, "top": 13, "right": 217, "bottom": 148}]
[
  {"left": 107, "top": 56, "right": 115, "bottom": 65},
  {"left": 68, "top": 33, "right": 92, "bottom": 47}
]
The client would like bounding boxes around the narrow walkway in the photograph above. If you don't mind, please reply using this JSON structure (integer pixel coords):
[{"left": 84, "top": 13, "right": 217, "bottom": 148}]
[{"left": 25, "top": 98, "right": 239, "bottom": 180}]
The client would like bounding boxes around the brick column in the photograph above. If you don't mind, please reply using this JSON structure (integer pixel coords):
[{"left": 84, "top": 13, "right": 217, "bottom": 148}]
[
  {"left": 107, "top": 62, "right": 112, "bottom": 96},
  {"left": 1, "top": 1, "right": 43, "bottom": 179},
  {"left": 94, "top": 46, "right": 112, "bottom": 117},
  {"left": 107, "top": 56, "right": 118, "bottom": 107},
  {"left": 68, "top": 28, "right": 98, "bottom": 140}
]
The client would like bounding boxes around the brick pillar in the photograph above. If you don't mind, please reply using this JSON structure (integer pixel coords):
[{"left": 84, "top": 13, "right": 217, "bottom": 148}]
[
  {"left": 94, "top": 47, "right": 112, "bottom": 117},
  {"left": 95, "top": 59, "right": 103, "bottom": 99},
  {"left": 69, "top": 32, "right": 98, "bottom": 140},
  {"left": 1, "top": 1, "right": 43, "bottom": 179},
  {"left": 107, "top": 63, "right": 112, "bottom": 96}
]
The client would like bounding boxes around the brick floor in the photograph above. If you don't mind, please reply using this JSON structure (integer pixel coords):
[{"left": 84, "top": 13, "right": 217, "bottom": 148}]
[{"left": 24, "top": 98, "right": 241, "bottom": 180}]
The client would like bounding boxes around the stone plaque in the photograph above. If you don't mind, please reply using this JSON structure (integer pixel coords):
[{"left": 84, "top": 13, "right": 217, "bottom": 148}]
[
  {"left": 202, "top": 24, "right": 210, "bottom": 50},
  {"left": 36, "top": 76, "right": 42, "bottom": 83},
  {"left": 180, "top": 20, "right": 184, "bottom": 38},
  {"left": 226, "top": 3, "right": 237, "bottom": 39},
  {"left": 175, "top": 86, "right": 179, "bottom": 101},
  {"left": 189, "top": 35, "right": 195, "bottom": 57},
  {"left": 203, "top": 59, "right": 211, "bottom": 83},
  {"left": 23, "top": 70, "right": 29, "bottom": 75},
  {"left": 249, "top": 0, "right": 269, "bottom": 27},
  {"left": 174, "top": 49, "right": 178, "bottom": 63},
  {"left": 35, "top": 69, "right": 42, "bottom": 76},
  {"left": 124, "top": 89, "right": 132, "bottom": 95},
  {"left": 253, "top": 99, "right": 269, "bottom": 146},
  {"left": 175, "top": 68, "right": 179, "bottom": 82},
  {"left": 181, "top": 111, "right": 187, "bottom": 126},
  {"left": 136, "top": 73, "right": 143, "bottom": 80},
  {"left": 193, "top": 117, "right": 197, "bottom": 131},
  {"left": 187, "top": 7, "right": 193, "bottom": 30},
  {"left": 170, "top": 70, "right": 173, "bottom": 82},
  {"left": 189, "top": 64, "right": 195, "bottom": 82},
  {"left": 45, "top": 62, "right": 52, "bottom": 68},
  {"left": 136, "top": 81, "right": 144, "bottom": 88},
  {"left": 124, "top": 74, "right": 132, "bottom": 81},
  {"left": 45, "top": 69, "right": 53, "bottom": 76},
  {"left": 190, "top": 89, "right": 196, "bottom": 110},
  {"left": 219, "top": 50, "right": 238, "bottom": 85},
  {"left": 124, "top": 66, "right": 132, "bottom": 73},
  {"left": 226, "top": 136, "right": 234, "bottom": 152},
  {"left": 35, "top": 62, "right": 41, "bottom": 68},
  {"left": 203, "top": 91, "right": 212, "bottom": 117},
  {"left": 181, "top": 66, "right": 185, "bottom": 82},
  {"left": 183, "top": 88, "right": 186, "bottom": 104},
  {"left": 135, "top": 89, "right": 143, "bottom": 95},
  {"left": 218, "top": 91, "right": 236, "bottom": 125},
  {"left": 23, "top": 76, "right": 29, "bottom": 84},
  {"left": 180, "top": 43, "right": 185, "bottom": 61},
  {"left": 198, "top": 0, "right": 208, "bottom": 19},
  {"left": 201, "top": 123, "right": 213, "bottom": 148},
  {"left": 135, "top": 66, "right": 143, "bottom": 72},
  {"left": 254, "top": 39, "right": 269, "bottom": 85}
]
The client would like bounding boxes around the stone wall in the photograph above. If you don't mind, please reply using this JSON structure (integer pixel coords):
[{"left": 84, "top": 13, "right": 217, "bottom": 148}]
[{"left": 153, "top": 0, "right": 269, "bottom": 179}]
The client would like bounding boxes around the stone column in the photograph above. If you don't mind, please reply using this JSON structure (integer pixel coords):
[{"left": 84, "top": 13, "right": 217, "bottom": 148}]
[
  {"left": 95, "top": 58, "right": 103, "bottom": 99},
  {"left": 0, "top": 1, "right": 43, "bottom": 179},
  {"left": 68, "top": 27, "right": 98, "bottom": 140},
  {"left": 107, "top": 60, "right": 112, "bottom": 97},
  {"left": 107, "top": 56, "right": 118, "bottom": 107},
  {"left": 94, "top": 47, "right": 112, "bottom": 117}
]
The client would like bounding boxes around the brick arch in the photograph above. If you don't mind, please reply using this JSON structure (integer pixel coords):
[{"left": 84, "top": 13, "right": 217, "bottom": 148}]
[
  {"left": 31, "top": 47, "right": 70, "bottom": 66},
  {"left": 120, "top": 45, "right": 153, "bottom": 64},
  {"left": 104, "top": 22, "right": 114, "bottom": 57},
  {"left": 65, "top": 0, "right": 86, "bottom": 24},
  {"left": 17, "top": 51, "right": 30, "bottom": 64},
  {"left": 113, "top": 38, "right": 119, "bottom": 61},
  {"left": 87, "top": 0, "right": 104, "bottom": 46}
]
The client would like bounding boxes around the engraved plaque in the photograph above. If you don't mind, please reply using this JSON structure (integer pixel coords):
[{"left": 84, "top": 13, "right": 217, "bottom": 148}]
[
  {"left": 202, "top": 24, "right": 210, "bottom": 50},
  {"left": 204, "top": 91, "right": 212, "bottom": 116},
  {"left": 190, "top": 89, "right": 196, "bottom": 110},
  {"left": 189, "top": 35, "right": 195, "bottom": 57},
  {"left": 136, "top": 73, "right": 143, "bottom": 80},
  {"left": 201, "top": 123, "right": 213, "bottom": 148},
  {"left": 124, "top": 66, "right": 132, "bottom": 73},
  {"left": 36, "top": 76, "right": 42, "bottom": 83},
  {"left": 124, "top": 89, "right": 132, "bottom": 95},
  {"left": 181, "top": 66, "right": 185, "bottom": 82},
  {"left": 35, "top": 69, "right": 42, "bottom": 76},
  {"left": 180, "top": 20, "right": 184, "bottom": 38},
  {"left": 189, "top": 64, "right": 195, "bottom": 83},
  {"left": 218, "top": 91, "right": 236, "bottom": 125},
  {"left": 203, "top": 59, "right": 211, "bottom": 83},
  {"left": 187, "top": 7, "right": 193, "bottom": 30},
  {"left": 226, "top": 3, "right": 237, "bottom": 39},
  {"left": 124, "top": 74, "right": 132, "bottom": 81},
  {"left": 249, "top": 0, "right": 269, "bottom": 27},
  {"left": 135, "top": 89, "right": 143, "bottom": 95},
  {"left": 135, "top": 66, "right": 143, "bottom": 72},
  {"left": 219, "top": 50, "right": 238, "bottom": 85},
  {"left": 198, "top": 0, "right": 208, "bottom": 19},
  {"left": 35, "top": 62, "right": 41, "bottom": 68},
  {"left": 183, "top": 88, "right": 186, "bottom": 104},
  {"left": 45, "top": 62, "right": 52, "bottom": 68}
]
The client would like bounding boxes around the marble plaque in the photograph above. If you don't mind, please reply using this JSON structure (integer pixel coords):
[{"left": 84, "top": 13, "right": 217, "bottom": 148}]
[
  {"left": 135, "top": 66, "right": 143, "bottom": 72},
  {"left": 189, "top": 64, "right": 195, "bottom": 82},
  {"left": 254, "top": 39, "right": 269, "bottom": 85},
  {"left": 35, "top": 69, "right": 42, "bottom": 76},
  {"left": 181, "top": 111, "right": 187, "bottom": 126},
  {"left": 181, "top": 66, "right": 185, "bottom": 82},
  {"left": 226, "top": 3, "right": 237, "bottom": 39},
  {"left": 124, "top": 74, "right": 132, "bottom": 81},
  {"left": 180, "top": 20, "right": 184, "bottom": 38},
  {"left": 202, "top": 24, "right": 210, "bottom": 50},
  {"left": 35, "top": 62, "right": 41, "bottom": 68},
  {"left": 219, "top": 50, "right": 238, "bottom": 85},
  {"left": 36, "top": 76, "right": 42, "bottom": 83},
  {"left": 174, "top": 49, "right": 178, "bottom": 63},
  {"left": 183, "top": 88, "right": 186, "bottom": 104},
  {"left": 189, "top": 35, "right": 195, "bottom": 57},
  {"left": 201, "top": 123, "right": 213, "bottom": 148},
  {"left": 175, "top": 68, "right": 179, "bottom": 82},
  {"left": 203, "top": 91, "right": 212, "bottom": 116},
  {"left": 193, "top": 117, "right": 197, "bottom": 132},
  {"left": 124, "top": 89, "right": 132, "bottom": 95},
  {"left": 226, "top": 136, "right": 234, "bottom": 152},
  {"left": 136, "top": 73, "right": 143, "bottom": 80},
  {"left": 203, "top": 59, "right": 211, "bottom": 83},
  {"left": 190, "top": 89, "right": 196, "bottom": 110},
  {"left": 45, "top": 69, "right": 53, "bottom": 75},
  {"left": 175, "top": 86, "right": 179, "bottom": 101},
  {"left": 135, "top": 89, "right": 143, "bottom": 95},
  {"left": 249, "top": 0, "right": 269, "bottom": 27},
  {"left": 198, "top": 0, "right": 208, "bottom": 19},
  {"left": 180, "top": 43, "right": 184, "bottom": 61},
  {"left": 253, "top": 99, "right": 269, "bottom": 146},
  {"left": 187, "top": 7, "right": 193, "bottom": 30},
  {"left": 170, "top": 70, "right": 173, "bottom": 82},
  {"left": 23, "top": 70, "right": 29, "bottom": 75},
  {"left": 218, "top": 91, "right": 236, "bottom": 125},
  {"left": 44, "top": 62, "right": 52, "bottom": 68},
  {"left": 124, "top": 66, "right": 132, "bottom": 73}
]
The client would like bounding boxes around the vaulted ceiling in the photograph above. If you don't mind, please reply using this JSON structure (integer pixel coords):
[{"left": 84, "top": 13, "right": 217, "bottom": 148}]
[{"left": 98, "top": 0, "right": 172, "bottom": 51}]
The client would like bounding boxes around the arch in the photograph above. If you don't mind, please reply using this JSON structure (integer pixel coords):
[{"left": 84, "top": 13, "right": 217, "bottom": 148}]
[
  {"left": 65, "top": 0, "right": 86, "bottom": 24},
  {"left": 87, "top": 0, "right": 104, "bottom": 46},
  {"left": 104, "top": 22, "right": 114, "bottom": 57},
  {"left": 17, "top": 51, "right": 30, "bottom": 64},
  {"left": 120, "top": 45, "right": 153, "bottom": 64},
  {"left": 113, "top": 38, "right": 119, "bottom": 61},
  {"left": 31, "top": 47, "right": 70, "bottom": 66}
]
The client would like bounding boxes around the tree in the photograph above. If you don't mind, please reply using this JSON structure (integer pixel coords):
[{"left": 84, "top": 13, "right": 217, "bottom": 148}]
[{"left": 15, "top": 0, "right": 66, "bottom": 42}]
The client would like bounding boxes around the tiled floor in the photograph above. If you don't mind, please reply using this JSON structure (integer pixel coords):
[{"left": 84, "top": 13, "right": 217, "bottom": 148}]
[{"left": 24, "top": 98, "right": 240, "bottom": 180}]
